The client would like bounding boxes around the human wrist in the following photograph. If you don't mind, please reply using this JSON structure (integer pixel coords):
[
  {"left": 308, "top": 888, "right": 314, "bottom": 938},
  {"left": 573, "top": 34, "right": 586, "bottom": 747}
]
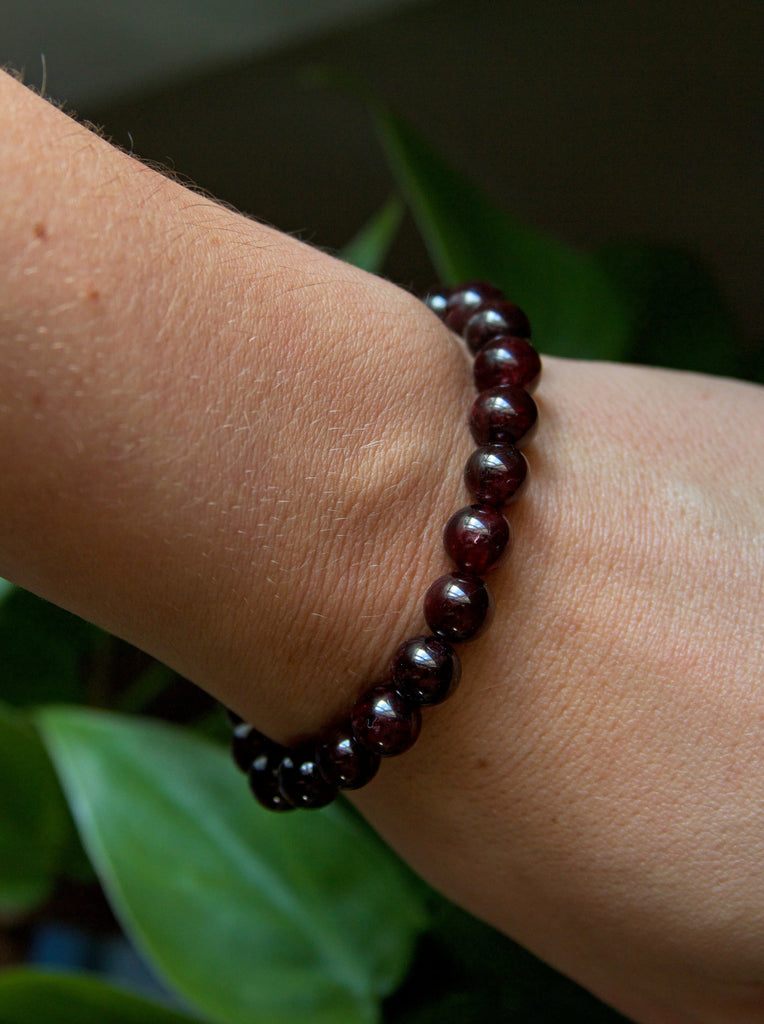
[
  {"left": 228, "top": 279, "right": 543, "bottom": 810},
  {"left": 220, "top": 272, "right": 477, "bottom": 741},
  {"left": 0, "top": 72, "right": 478, "bottom": 737},
  {"left": 350, "top": 357, "right": 763, "bottom": 1023}
]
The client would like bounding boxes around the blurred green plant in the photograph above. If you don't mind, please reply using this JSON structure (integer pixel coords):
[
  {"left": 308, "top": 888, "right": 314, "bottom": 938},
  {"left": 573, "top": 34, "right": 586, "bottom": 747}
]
[{"left": 1, "top": 104, "right": 748, "bottom": 1022}]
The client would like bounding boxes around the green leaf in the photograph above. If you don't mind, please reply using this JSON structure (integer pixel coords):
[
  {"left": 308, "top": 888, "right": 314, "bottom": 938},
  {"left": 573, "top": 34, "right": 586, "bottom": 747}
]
[
  {"left": 0, "top": 589, "right": 105, "bottom": 707},
  {"left": 0, "top": 704, "right": 69, "bottom": 917},
  {"left": 375, "top": 110, "right": 632, "bottom": 360},
  {"left": 340, "top": 195, "right": 405, "bottom": 274},
  {"left": 595, "top": 242, "right": 744, "bottom": 376},
  {"left": 38, "top": 708, "right": 428, "bottom": 1024},
  {"left": 0, "top": 577, "right": 15, "bottom": 603},
  {"left": 0, "top": 970, "right": 199, "bottom": 1024}
]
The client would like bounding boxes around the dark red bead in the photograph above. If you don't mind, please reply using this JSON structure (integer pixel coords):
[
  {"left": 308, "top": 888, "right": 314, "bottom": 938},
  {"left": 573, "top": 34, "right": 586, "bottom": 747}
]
[
  {"left": 277, "top": 747, "right": 337, "bottom": 809},
  {"left": 424, "top": 288, "right": 450, "bottom": 319},
  {"left": 464, "top": 444, "right": 529, "bottom": 506},
  {"left": 463, "top": 302, "right": 531, "bottom": 353},
  {"left": 318, "top": 724, "right": 381, "bottom": 789},
  {"left": 391, "top": 635, "right": 461, "bottom": 707},
  {"left": 351, "top": 685, "right": 422, "bottom": 756},
  {"left": 248, "top": 745, "right": 296, "bottom": 812},
  {"left": 444, "top": 281, "right": 505, "bottom": 333},
  {"left": 444, "top": 505, "right": 512, "bottom": 575},
  {"left": 470, "top": 386, "right": 538, "bottom": 447},
  {"left": 473, "top": 336, "right": 541, "bottom": 392},
  {"left": 231, "top": 722, "right": 269, "bottom": 773},
  {"left": 424, "top": 572, "right": 494, "bottom": 643}
]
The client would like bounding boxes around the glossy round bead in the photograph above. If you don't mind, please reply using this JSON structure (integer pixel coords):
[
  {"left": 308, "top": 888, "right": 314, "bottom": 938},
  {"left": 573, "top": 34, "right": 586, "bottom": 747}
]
[
  {"left": 470, "top": 386, "right": 538, "bottom": 447},
  {"left": 318, "top": 724, "right": 381, "bottom": 790},
  {"left": 463, "top": 302, "right": 531, "bottom": 353},
  {"left": 277, "top": 747, "right": 337, "bottom": 809},
  {"left": 391, "top": 635, "right": 461, "bottom": 707},
  {"left": 424, "top": 572, "right": 494, "bottom": 643},
  {"left": 248, "top": 745, "right": 296, "bottom": 812},
  {"left": 444, "top": 281, "right": 504, "bottom": 333},
  {"left": 424, "top": 288, "right": 450, "bottom": 319},
  {"left": 473, "top": 336, "right": 541, "bottom": 393},
  {"left": 351, "top": 685, "right": 422, "bottom": 756},
  {"left": 464, "top": 444, "right": 529, "bottom": 506},
  {"left": 231, "top": 722, "right": 269, "bottom": 773},
  {"left": 444, "top": 505, "right": 512, "bottom": 575}
]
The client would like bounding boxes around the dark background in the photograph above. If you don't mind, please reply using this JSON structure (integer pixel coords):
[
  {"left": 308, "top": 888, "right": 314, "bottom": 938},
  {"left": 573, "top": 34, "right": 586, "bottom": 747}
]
[{"left": 5, "top": 0, "right": 761, "bottom": 350}]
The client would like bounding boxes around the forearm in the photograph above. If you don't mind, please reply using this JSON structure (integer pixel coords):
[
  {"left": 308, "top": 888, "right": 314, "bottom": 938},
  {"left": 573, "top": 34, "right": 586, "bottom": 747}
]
[
  {"left": 0, "top": 69, "right": 472, "bottom": 737},
  {"left": 3, "top": 71, "right": 763, "bottom": 1024}
]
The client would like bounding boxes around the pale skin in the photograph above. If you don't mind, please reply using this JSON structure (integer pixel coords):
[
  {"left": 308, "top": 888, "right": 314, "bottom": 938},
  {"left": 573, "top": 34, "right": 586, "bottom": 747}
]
[{"left": 1, "top": 70, "right": 762, "bottom": 1023}]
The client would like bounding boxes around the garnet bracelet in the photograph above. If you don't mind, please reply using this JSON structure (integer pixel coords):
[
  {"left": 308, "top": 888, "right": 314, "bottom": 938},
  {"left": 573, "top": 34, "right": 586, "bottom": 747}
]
[{"left": 227, "top": 281, "right": 541, "bottom": 811}]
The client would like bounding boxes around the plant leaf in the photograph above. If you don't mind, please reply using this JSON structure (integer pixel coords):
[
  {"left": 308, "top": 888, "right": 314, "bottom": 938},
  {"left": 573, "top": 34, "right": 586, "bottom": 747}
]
[
  {"left": 38, "top": 708, "right": 428, "bottom": 1024},
  {"left": 0, "top": 704, "right": 69, "bottom": 917},
  {"left": 340, "top": 195, "right": 405, "bottom": 274},
  {"left": 0, "top": 970, "right": 199, "bottom": 1024},
  {"left": 375, "top": 109, "right": 632, "bottom": 360}
]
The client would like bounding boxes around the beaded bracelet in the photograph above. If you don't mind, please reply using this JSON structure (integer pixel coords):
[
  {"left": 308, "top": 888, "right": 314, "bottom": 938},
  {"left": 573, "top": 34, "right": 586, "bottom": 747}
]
[{"left": 227, "top": 281, "right": 541, "bottom": 811}]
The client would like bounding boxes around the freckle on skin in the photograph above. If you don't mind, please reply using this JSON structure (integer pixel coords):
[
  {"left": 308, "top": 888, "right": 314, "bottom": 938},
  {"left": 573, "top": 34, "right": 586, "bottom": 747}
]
[{"left": 33, "top": 221, "right": 47, "bottom": 240}]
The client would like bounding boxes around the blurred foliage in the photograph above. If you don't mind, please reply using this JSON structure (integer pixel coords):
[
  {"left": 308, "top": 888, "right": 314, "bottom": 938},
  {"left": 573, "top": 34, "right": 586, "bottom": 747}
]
[
  {"left": 340, "top": 194, "right": 405, "bottom": 274},
  {"left": 0, "top": 705, "right": 69, "bottom": 918},
  {"left": 3, "top": 102, "right": 753, "bottom": 1022},
  {"left": 374, "top": 109, "right": 633, "bottom": 361},
  {"left": 0, "top": 588, "right": 103, "bottom": 708},
  {"left": 595, "top": 242, "right": 748, "bottom": 378},
  {"left": 0, "top": 970, "right": 199, "bottom": 1024}
]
